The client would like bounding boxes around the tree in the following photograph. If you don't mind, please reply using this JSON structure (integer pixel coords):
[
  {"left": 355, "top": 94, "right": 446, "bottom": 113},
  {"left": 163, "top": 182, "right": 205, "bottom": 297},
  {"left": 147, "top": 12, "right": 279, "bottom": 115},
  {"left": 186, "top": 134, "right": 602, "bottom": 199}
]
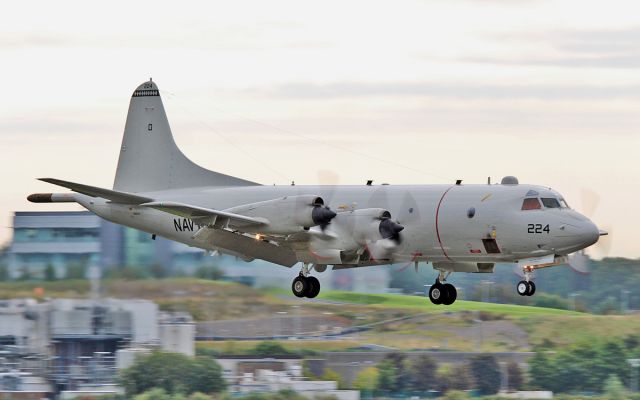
[
  {"left": 376, "top": 359, "right": 397, "bottom": 393},
  {"left": 407, "top": 355, "right": 438, "bottom": 392},
  {"left": 603, "top": 374, "right": 627, "bottom": 400},
  {"left": 381, "top": 353, "right": 409, "bottom": 392},
  {"left": 119, "top": 351, "right": 226, "bottom": 396},
  {"left": 469, "top": 354, "right": 501, "bottom": 395},
  {"left": 321, "top": 368, "right": 346, "bottom": 389},
  {"left": 353, "top": 367, "right": 379, "bottom": 391},
  {"left": 506, "top": 361, "right": 524, "bottom": 391},
  {"left": 44, "top": 264, "right": 56, "bottom": 281},
  {"left": 133, "top": 388, "right": 170, "bottom": 400}
]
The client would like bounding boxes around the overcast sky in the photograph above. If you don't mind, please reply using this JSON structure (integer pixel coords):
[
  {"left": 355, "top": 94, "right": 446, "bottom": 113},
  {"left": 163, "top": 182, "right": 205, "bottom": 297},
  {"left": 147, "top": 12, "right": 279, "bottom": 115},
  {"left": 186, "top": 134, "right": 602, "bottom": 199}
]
[{"left": 1, "top": 0, "right": 638, "bottom": 258}]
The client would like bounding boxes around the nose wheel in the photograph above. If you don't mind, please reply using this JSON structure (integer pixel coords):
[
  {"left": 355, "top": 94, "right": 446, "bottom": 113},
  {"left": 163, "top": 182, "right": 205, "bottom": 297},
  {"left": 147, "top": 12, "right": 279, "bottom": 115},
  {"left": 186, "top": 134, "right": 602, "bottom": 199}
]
[
  {"left": 517, "top": 280, "right": 536, "bottom": 296},
  {"left": 516, "top": 265, "right": 536, "bottom": 296}
]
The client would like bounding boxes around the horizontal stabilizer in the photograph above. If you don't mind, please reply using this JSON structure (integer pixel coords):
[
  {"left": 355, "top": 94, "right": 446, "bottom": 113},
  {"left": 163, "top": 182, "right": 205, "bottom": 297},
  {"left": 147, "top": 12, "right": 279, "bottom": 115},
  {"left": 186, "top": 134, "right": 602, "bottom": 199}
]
[
  {"left": 39, "top": 178, "right": 153, "bottom": 204},
  {"left": 141, "top": 201, "right": 267, "bottom": 228}
]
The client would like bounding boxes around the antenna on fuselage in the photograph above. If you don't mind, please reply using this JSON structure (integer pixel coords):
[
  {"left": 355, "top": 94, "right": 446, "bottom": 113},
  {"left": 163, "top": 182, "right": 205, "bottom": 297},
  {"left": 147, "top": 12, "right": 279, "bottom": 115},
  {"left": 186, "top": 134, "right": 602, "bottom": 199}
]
[{"left": 488, "top": 176, "right": 491, "bottom": 185}]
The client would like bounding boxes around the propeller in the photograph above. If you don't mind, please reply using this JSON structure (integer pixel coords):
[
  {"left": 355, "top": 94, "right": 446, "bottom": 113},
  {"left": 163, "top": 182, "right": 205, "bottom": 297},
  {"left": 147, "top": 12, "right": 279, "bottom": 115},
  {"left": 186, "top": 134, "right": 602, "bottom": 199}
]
[
  {"left": 379, "top": 216, "right": 404, "bottom": 244},
  {"left": 566, "top": 188, "right": 612, "bottom": 274},
  {"left": 311, "top": 203, "right": 337, "bottom": 231}
]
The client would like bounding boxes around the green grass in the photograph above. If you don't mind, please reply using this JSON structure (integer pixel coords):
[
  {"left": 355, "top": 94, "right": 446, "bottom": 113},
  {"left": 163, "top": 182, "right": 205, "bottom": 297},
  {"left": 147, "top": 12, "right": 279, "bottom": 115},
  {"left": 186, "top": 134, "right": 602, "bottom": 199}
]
[{"left": 317, "top": 290, "right": 582, "bottom": 317}]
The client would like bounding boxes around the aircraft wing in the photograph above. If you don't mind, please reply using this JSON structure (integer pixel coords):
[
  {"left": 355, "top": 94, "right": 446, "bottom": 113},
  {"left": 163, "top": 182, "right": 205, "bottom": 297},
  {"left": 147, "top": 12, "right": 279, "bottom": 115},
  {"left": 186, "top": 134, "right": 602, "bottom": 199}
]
[
  {"left": 39, "top": 178, "right": 153, "bottom": 204},
  {"left": 141, "top": 201, "right": 267, "bottom": 229}
]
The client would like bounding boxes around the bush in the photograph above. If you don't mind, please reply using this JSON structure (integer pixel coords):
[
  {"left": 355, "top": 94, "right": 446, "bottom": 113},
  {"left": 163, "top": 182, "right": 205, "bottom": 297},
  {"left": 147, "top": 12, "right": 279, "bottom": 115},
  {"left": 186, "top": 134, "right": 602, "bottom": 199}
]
[
  {"left": 195, "top": 266, "right": 224, "bottom": 280},
  {"left": 120, "top": 351, "right": 225, "bottom": 396},
  {"left": 250, "top": 341, "right": 291, "bottom": 357}
]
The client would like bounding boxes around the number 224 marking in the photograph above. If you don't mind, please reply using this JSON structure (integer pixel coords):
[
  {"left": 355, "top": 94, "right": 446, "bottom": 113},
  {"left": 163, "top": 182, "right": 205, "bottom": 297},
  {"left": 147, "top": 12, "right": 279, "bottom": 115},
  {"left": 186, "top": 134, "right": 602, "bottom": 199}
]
[{"left": 528, "top": 224, "right": 550, "bottom": 234}]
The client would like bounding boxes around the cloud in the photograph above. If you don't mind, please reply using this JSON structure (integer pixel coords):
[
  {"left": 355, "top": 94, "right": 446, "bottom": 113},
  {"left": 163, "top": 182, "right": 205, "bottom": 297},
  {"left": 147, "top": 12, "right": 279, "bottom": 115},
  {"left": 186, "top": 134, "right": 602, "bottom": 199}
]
[
  {"left": 467, "top": 26, "right": 640, "bottom": 69},
  {"left": 263, "top": 81, "right": 640, "bottom": 101}
]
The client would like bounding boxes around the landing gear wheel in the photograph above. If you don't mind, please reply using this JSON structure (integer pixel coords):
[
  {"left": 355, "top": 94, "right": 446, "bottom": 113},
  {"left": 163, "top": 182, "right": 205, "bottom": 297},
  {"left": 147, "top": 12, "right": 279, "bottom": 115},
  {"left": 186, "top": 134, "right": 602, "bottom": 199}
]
[
  {"left": 526, "top": 281, "right": 536, "bottom": 296},
  {"left": 517, "top": 280, "right": 529, "bottom": 296},
  {"left": 292, "top": 276, "right": 309, "bottom": 298},
  {"left": 306, "top": 276, "right": 320, "bottom": 298},
  {"left": 442, "top": 284, "right": 457, "bottom": 305},
  {"left": 429, "top": 282, "right": 444, "bottom": 305}
]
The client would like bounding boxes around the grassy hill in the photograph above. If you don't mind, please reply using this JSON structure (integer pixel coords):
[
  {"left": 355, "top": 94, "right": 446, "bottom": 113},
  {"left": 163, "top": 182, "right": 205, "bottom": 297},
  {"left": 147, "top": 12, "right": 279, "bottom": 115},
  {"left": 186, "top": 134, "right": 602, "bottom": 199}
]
[{"left": 1, "top": 278, "right": 638, "bottom": 353}]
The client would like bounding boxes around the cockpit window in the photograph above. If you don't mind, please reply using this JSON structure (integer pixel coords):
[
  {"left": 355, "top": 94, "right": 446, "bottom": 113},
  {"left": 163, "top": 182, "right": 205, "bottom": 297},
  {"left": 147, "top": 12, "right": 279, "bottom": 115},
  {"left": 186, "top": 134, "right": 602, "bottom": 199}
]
[
  {"left": 559, "top": 198, "right": 570, "bottom": 208},
  {"left": 541, "top": 198, "right": 561, "bottom": 209},
  {"left": 521, "top": 198, "right": 542, "bottom": 210}
]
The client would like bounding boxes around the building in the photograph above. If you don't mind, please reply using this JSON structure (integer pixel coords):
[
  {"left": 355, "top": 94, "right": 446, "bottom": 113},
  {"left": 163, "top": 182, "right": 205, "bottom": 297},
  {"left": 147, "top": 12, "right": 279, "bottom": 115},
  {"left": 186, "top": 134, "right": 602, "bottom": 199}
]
[
  {"left": 6, "top": 211, "right": 219, "bottom": 279},
  {"left": 6, "top": 210, "right": 391, "bottom": 292},
  {"left": 0, "top": 297, "right": 195, "bottom": 394}
]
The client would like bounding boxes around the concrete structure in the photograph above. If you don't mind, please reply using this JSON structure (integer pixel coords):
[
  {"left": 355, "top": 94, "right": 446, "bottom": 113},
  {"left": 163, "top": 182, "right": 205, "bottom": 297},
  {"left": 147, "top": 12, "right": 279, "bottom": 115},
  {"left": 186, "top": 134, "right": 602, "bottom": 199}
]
[
  {"left": 218, "top": 357, "right": 360, "bottom": 400},
  {"left": 159, "top": 312, "right": 195, "bottom": 357},
  {"left": 0, "top": 297, "right": 195, "bottom": 394}
]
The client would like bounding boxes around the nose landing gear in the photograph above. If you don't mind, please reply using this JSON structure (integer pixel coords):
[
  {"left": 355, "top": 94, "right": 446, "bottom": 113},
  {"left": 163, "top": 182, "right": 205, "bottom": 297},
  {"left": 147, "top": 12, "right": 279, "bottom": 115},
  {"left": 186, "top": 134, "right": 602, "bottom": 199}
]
[
  {"left": 291, "top": 264, "right": 321, "bottom": 299},
  {"left": 517, "top": 280, "right": 536, "bottom": 296},
  {"left": 516, "top": 266, "right": 536, "bottom": 296}
]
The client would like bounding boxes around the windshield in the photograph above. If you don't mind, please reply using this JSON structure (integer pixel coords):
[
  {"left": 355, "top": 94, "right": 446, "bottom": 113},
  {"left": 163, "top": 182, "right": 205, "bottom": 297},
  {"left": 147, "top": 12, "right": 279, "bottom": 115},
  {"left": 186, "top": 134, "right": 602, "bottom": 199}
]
[
  {"left": 541, "top": 198, "right": 561, "bottom": 208},
  {"left": 521, "top": 198, "right": 542, "bottom": 210}
]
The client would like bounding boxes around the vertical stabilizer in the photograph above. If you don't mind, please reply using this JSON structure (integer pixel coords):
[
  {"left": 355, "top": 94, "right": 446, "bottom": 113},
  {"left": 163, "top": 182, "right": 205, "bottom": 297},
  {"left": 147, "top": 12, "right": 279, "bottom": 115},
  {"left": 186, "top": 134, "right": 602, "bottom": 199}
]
[{"left": 113, "top": 80, "right": 258, "bottom": 193}]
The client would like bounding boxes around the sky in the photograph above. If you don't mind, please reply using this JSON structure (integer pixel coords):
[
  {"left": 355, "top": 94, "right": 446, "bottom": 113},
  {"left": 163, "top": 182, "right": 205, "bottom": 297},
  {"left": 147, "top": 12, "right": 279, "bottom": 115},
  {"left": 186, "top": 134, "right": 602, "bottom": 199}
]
[{"left": 1, "top": 0, "right": 639, "bottom": 258}]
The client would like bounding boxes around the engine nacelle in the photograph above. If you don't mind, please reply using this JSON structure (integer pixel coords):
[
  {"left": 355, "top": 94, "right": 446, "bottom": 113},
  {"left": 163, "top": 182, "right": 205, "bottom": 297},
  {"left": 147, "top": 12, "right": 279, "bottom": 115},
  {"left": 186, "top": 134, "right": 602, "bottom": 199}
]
[
  {"left": 311, "top": 208, "right": 404, "bottom": 263},
  {"left": 226, "top": 195, "right": 336, "bottom": 235}
]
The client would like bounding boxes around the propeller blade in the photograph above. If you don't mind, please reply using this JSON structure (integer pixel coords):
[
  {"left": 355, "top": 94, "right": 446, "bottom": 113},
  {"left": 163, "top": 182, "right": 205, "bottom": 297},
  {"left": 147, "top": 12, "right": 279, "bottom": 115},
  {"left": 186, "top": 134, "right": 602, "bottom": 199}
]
[
  {"left": 568, "top": 250, "right": 591, "bottom": 275},
  {"left": 591, "top": 226, "right": 613, "bottom": 259},
  {"left": 580, "top": 188, "right": 600, "bottom": 218}
]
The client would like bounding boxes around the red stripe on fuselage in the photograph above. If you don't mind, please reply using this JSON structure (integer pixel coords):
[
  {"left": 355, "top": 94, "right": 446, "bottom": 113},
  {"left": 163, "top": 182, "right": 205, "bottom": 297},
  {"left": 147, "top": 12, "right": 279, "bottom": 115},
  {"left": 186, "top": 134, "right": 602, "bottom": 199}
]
[{"left": 435, "top": 186, "right": 455, "bottom": 261}]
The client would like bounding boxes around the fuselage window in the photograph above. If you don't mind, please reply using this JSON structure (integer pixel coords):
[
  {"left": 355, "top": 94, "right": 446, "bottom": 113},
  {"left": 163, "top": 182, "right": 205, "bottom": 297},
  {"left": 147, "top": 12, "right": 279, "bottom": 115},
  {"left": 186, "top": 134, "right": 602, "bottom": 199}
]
[
  {"left": 541, "top": 198, "right": 561, "bottom": 209},
  {"left": 521, "top": 198, "right": 542, "bottom": 210}
]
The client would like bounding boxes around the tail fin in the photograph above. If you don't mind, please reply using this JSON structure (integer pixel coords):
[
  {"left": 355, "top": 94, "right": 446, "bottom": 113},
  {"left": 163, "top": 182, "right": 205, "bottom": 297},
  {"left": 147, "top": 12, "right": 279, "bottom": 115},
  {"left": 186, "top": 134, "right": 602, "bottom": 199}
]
[{"left": 113, "top": 80, "right": 258, "bottom": 192}]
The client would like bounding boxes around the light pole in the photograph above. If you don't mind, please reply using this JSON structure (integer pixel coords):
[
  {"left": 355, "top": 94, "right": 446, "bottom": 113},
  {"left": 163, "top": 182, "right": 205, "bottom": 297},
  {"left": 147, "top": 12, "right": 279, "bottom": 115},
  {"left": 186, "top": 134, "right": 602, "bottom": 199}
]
[
  {"left": 276, "top": 311, "right": 287, "bottom": 338},
  {"left": 569, "top": 293, "right": 580, "bottom": 311},
  {"left": 628, "top": 358, "right": 640, "bottom": 392},
  {"left": 621, "top": 290, "right": 630, "bottom": 314}
]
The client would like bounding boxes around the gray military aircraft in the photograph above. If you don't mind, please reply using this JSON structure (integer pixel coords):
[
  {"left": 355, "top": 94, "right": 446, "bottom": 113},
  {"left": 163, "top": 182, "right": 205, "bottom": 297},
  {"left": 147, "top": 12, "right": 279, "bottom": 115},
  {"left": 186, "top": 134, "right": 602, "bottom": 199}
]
[{"left": 28, "top": 80, "right": 607, "bottom": 305}]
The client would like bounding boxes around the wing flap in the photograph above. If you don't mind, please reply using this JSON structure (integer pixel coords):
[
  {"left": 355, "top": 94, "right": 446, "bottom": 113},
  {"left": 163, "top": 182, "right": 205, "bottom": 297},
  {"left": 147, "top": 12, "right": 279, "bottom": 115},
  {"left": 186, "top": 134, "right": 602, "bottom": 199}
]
[
  {"left": 192, "top": 227, "right": 298, "bottom": 267},
  {"left": 141, "top": 201, "right": 267, "bottom": 228},
  {"left": 39, "top": 178, "right": 153, "bottom": 204}
]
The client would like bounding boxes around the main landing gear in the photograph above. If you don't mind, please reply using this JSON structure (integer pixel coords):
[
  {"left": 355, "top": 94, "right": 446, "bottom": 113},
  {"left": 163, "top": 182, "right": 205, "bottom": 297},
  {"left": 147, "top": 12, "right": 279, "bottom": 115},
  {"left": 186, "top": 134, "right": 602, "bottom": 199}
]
[
  {"left": 291, "top": 264, "right": 320, "bottom": 299},
  {"left": 516, "top": 265, "right": 536, "bottom": 296},
  {"left": 428, "top": 272, "right": 457, "bottom": 305}
]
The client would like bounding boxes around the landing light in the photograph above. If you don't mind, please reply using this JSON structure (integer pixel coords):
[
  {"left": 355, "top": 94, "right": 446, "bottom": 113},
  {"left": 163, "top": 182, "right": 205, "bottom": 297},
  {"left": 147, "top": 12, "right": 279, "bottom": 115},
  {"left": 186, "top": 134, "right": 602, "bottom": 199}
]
[{"left": 255, "top": 234, "right": 264, "bottom": 241}]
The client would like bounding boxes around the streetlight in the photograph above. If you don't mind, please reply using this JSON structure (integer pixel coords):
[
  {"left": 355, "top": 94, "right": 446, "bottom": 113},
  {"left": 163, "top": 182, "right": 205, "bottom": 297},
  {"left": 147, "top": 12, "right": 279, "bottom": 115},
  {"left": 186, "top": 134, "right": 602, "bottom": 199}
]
[
  {"left": 569, "top": 293, "right": 580, "bottom": 312},
  {"left": 276, "top": 311, "right": 287, "bottom": 338}
]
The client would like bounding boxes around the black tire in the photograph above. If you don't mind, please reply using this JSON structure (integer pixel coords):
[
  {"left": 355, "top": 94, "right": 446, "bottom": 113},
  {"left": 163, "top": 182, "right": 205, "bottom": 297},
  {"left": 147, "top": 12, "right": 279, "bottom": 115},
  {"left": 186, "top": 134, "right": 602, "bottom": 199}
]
[
  {"left": 516, "top": 280, "right": 529, "bottom": 296},
  {"left": 429, "top": 282, "right": 444, "bottom": 305},
  {"left": 442, "top": 284, "right": 457, "bottom": 305},
  {"left": 527, "top": 281, "right": 536, "bottom": 296},
  {"left": 306, "top": 276, "right": 320, "bottom": 298},
  {"left": 292, "top": 276, "right": 309, "bottom": 298}
]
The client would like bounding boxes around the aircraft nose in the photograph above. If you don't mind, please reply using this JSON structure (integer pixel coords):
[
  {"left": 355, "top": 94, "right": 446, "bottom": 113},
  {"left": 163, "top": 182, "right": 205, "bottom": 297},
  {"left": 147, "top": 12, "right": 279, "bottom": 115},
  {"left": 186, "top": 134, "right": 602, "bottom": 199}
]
[
  {"left": 580, "top": 219, "right": 601, "bottom": 248},
  {"left": 555, "top": 214, "right": 601, "bottom": 254}
]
